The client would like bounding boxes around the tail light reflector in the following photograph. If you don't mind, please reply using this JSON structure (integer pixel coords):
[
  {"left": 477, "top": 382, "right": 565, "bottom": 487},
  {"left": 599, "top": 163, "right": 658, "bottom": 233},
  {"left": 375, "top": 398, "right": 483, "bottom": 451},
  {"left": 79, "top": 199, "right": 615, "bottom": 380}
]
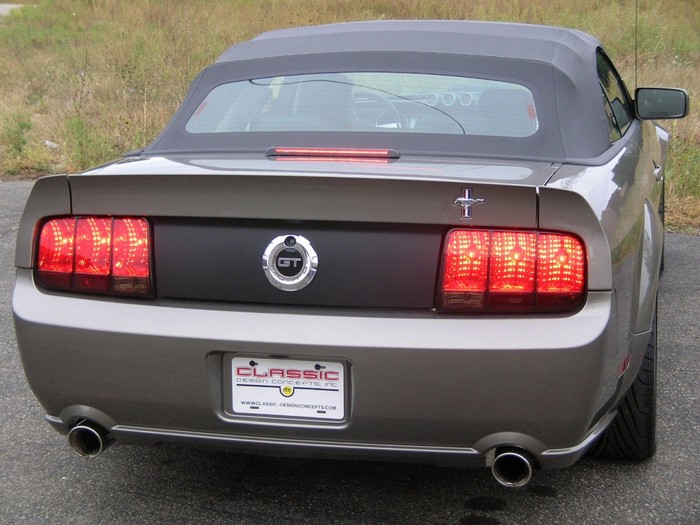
[
  {"left": 36, "top": 216, "right": 153, "bottom": 297},
  {"left": 439, "top": 229, "right": 585, "bottom": 313}
]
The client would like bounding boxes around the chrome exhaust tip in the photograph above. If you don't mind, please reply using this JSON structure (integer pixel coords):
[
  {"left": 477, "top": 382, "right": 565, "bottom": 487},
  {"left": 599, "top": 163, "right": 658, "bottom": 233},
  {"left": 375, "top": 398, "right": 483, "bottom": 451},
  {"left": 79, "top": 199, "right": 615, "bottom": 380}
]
[
  {"left": 67, "top": 420, "right": 112, "bottom": 458},
  {"left": 491, "top": 449, "right": 534, "bottom": 488}
]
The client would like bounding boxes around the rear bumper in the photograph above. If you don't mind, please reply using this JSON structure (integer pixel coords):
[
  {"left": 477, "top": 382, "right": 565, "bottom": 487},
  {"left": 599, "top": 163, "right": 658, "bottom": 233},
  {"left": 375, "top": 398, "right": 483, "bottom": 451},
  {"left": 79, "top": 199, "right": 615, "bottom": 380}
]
[
  {"left": 44, "top": 411, "right": 616, "bottom": 469},
  {"left": 14, "top": 269, "right": 621, "bottom": 469}
]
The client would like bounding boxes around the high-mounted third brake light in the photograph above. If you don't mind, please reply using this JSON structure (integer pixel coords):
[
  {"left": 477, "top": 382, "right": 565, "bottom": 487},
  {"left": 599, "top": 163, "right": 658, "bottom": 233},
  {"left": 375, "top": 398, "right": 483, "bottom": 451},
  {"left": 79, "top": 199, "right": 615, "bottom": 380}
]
[
  {"left": 266, "top": 147, "right": 399, "bottom": 163},
  {"left": 438, "top": 229, "right": 585, "bottom": 313},
  {"left": 36, "top": 216, "right": 152, "bottom": 297}
]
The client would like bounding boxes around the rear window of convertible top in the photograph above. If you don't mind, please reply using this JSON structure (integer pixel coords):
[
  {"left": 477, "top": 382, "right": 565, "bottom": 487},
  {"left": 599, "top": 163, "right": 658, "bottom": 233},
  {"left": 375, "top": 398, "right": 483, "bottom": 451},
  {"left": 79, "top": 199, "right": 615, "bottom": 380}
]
[{"left": 185, "top": 72, "right": 539, "bottom": 139}]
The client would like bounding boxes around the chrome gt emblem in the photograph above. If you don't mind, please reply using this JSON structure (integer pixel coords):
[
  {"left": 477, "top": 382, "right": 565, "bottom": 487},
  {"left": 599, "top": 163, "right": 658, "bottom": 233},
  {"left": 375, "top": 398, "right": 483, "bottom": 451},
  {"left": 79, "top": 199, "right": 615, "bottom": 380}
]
[
  {"left": 262, "top": 235, "right": 318, "bottom": 292},
  {"left": 454, "top": 188, "right": 485, "bottom": 218}
]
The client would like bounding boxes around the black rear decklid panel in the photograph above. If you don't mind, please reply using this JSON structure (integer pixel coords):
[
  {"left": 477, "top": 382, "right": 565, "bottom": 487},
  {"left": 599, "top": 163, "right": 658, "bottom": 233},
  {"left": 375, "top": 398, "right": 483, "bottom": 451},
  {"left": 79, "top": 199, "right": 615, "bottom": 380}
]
[{"left": 153, "top": 218, "right": 443, "bottom": 309}]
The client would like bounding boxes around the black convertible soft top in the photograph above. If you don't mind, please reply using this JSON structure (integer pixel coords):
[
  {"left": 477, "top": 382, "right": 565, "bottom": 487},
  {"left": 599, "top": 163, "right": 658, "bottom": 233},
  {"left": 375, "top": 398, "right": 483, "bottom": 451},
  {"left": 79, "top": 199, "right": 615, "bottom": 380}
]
[
  {"left": 147, "top": 21, "right": 617, "bottom": 163},
  {"left": 218, "top": 20, "right": 600, "bottom": 70}
]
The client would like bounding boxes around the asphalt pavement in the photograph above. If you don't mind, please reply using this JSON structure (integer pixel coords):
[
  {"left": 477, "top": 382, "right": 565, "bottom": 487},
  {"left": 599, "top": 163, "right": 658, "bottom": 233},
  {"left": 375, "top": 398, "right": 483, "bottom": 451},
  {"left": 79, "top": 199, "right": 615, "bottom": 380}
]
[{"left": 1, "top": 179, "right": 698, "bottom": 524}]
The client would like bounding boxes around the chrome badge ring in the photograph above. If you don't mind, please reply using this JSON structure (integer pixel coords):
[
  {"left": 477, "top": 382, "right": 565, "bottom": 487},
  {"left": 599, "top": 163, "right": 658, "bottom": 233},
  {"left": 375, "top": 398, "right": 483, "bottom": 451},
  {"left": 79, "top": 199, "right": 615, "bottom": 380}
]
[{"left": 262, "top": 235, "right": 318, "bottom": 291}]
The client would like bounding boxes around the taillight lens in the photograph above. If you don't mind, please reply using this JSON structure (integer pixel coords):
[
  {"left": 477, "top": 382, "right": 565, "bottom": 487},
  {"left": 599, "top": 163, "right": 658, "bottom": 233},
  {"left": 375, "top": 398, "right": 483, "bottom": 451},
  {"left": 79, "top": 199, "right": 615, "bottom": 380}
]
[
  {"left": 36, "top": 216, "right": 153, "bottom": 297},
  {"left": 438, "top": 229, "right": 585, "bottom": 313}
]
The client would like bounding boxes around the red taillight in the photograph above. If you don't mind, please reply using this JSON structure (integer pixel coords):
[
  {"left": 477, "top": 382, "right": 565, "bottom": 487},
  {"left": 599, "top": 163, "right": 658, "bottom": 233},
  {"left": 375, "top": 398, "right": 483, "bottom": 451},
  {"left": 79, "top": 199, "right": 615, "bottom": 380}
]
[
  {"left": 112, "top": 218, "right": 150, "bottom": 278},
  {"left": 37, "top": 217, "right": 75, "bottom": 273},
  {"left": 36, "top": 216, "right": 152, "bottom": 297},
  {"left": 536, "top": 233, "right": 585, "bottom": 293},
  {"left": 441, "top": 230, "right": 490, "bottom": 293},
  {"left": 438, "top": 229, "right": 585, "bottom": 313},
  {"left": 75, "top": 217, "right": 112, "bottom": 275}
]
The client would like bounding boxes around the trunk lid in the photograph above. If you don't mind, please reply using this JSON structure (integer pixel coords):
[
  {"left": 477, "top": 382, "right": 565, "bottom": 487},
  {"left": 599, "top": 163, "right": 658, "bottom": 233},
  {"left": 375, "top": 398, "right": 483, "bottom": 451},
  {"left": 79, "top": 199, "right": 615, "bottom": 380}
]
[{"left": 69, "top": 155, "right": 555, "bottom": 309}]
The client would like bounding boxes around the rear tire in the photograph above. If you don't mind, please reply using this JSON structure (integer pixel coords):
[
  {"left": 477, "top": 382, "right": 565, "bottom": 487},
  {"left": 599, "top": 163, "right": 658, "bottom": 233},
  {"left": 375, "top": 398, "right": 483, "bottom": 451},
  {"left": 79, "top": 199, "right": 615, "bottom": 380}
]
[{"left": 590, "top": 308, "right": 657, "bottom": 460}]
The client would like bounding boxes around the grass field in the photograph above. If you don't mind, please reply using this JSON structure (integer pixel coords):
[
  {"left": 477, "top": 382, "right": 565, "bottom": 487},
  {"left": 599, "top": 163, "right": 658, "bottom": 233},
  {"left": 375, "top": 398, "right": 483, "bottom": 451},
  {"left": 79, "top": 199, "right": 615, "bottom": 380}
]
[{"left": 0, "top": 0, "right": 698, "bottom": 228}]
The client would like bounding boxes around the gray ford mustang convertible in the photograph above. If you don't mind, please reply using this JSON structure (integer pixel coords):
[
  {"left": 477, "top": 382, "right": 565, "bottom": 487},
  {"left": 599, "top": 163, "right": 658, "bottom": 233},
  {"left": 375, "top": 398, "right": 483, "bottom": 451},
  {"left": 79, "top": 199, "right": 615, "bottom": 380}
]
[{"left": 13, "top": 21, "right": 688, "bottom": 487}]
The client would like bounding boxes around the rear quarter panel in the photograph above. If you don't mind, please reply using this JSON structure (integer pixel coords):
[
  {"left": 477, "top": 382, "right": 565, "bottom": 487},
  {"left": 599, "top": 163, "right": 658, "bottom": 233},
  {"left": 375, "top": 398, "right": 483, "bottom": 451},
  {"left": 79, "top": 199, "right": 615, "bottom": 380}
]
[{"left": 547, "top": 119, "right": 663, "bottom": 354}]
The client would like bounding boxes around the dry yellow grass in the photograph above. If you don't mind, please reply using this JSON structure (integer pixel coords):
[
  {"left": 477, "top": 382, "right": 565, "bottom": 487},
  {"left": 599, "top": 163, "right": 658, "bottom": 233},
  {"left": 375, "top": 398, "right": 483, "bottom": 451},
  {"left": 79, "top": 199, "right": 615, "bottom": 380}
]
[{"left": 0, "top": 0, "right": 698, "bottom": 226}]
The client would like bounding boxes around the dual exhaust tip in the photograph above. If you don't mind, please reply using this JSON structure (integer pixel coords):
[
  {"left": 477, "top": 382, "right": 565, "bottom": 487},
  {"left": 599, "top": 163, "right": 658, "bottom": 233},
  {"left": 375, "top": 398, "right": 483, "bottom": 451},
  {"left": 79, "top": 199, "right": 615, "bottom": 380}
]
[
  {"left": 67, "top": 420, "right": 535, "bottom": 487},
  {"left": 491, "top": 448, "right": 535, "bottom": 488},
  {"left": 67, "top": 419, "right": 113, "bottom": 459}
]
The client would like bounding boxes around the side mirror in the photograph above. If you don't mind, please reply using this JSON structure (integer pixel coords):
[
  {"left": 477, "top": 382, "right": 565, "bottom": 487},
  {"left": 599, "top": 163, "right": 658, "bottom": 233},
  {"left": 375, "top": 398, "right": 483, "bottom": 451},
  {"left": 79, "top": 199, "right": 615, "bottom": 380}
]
[{"left": 635, "top": 88, "right": 689, "bottom": 119}]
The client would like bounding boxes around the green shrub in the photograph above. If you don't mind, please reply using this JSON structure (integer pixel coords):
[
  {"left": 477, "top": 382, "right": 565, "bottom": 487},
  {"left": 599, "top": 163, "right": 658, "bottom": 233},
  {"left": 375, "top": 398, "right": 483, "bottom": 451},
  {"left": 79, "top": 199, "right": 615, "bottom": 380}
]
[{"left": 2, "top": 112, "right": 32, "bottom": 158}]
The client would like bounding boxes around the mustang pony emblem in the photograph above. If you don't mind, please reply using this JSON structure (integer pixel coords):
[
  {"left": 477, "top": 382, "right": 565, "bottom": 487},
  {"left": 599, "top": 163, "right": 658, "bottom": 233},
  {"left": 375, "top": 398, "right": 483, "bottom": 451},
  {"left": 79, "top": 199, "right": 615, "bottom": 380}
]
[{"left": 454, "top": 189, "right": 485, "bottom": 218}]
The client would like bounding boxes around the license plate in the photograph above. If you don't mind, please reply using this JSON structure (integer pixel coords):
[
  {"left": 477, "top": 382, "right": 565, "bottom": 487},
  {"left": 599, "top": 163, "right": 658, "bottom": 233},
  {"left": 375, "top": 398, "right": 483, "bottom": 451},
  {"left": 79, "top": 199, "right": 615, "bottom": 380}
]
[{"left": 231, "top": 357, "right": 345, "bottom": 421}]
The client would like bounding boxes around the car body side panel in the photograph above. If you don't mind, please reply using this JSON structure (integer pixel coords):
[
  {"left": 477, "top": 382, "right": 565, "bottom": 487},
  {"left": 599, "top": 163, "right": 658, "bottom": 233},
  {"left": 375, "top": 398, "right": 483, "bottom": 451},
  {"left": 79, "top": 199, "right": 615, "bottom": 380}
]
[
  {"left": 546, "top": 120, "right": 663, "bottom": 388},
  {"left": 634, "top": 199, "right": 663, "bottom": 332},
  {"left": 631, "top": 122, "right": 665, "bottom": 334}
]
